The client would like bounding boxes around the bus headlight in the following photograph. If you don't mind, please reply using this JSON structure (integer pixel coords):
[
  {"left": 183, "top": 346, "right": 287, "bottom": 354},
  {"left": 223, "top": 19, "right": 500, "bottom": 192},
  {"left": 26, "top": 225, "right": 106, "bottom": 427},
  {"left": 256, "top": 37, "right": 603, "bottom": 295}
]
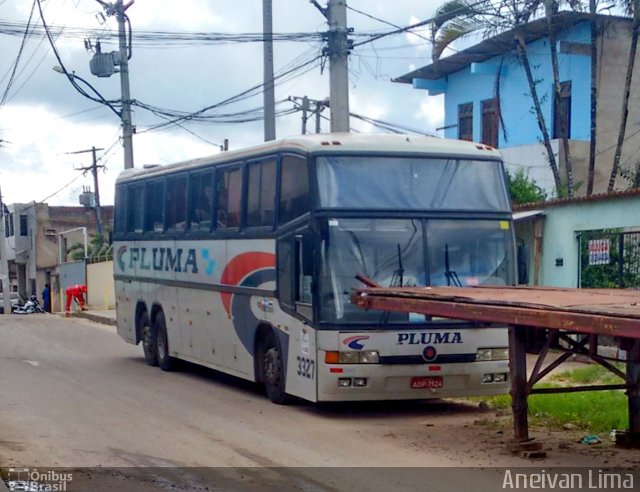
[
  {"left": 358, "top": 351, "right": 379, "bottom": 364},
  {"left": 324, "top": 351, "right": 380, "bottom": 364},
  {"left": 476, "top": 347, "right": 509, "bottom": 361},
  {"left": 491, "top": 348, "right": 509, "bottom": 360},
  {"left": 339, "top": 351, "right": 360, "bottom": 364}
]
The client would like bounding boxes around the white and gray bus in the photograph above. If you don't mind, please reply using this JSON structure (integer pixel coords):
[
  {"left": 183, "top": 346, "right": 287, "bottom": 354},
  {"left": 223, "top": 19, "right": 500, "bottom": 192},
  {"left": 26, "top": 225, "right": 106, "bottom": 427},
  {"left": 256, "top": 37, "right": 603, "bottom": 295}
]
[{"left": 113, "top": 133, "right": 514, "bottom": 403}]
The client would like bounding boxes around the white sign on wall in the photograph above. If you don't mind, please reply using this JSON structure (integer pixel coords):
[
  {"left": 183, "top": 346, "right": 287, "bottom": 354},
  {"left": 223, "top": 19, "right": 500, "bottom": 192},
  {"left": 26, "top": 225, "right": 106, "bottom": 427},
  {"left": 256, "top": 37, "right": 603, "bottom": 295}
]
[{"left": 588, "top": 239, "right": 610, "bottom": 266}]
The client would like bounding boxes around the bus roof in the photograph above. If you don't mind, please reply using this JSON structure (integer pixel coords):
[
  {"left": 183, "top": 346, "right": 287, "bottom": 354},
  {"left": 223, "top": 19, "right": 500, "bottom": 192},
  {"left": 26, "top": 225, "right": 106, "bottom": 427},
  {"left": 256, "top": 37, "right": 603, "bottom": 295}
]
[{"left": 116, "top": 133, "right": 502, "bottom": 182}]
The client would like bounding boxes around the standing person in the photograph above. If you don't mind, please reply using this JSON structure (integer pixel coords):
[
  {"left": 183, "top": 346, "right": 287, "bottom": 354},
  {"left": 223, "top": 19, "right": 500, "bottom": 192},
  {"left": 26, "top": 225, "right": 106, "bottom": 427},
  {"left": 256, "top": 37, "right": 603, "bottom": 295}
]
[{"left": 41, "top": 283, "right": 51, "bottom": 313}]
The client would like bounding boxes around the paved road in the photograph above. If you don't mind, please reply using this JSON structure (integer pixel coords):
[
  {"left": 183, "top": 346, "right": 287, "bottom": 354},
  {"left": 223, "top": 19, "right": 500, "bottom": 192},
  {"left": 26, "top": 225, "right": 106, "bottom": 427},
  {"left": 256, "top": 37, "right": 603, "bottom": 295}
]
[{"left": 0, "top": 315, "right": 638, "bottom": 491}]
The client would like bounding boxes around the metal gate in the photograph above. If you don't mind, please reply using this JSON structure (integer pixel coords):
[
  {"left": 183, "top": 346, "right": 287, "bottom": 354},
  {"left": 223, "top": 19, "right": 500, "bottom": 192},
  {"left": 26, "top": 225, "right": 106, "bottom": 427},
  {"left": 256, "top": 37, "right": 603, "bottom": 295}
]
[
  {"left": 579, "top": 230, "right": 640, "bottom": 289},
  {"left": 58, "top": 260, "right": 86, "bottom": 292}
]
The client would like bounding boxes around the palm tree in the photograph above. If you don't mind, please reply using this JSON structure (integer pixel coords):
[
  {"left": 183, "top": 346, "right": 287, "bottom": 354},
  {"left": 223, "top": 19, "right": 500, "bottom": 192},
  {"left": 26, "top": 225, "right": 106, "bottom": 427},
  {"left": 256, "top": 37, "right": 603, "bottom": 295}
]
[
  {"left": 609, "top": 0, "right": 640, "bottom": 192},
  {"left": 432, "top": 0, "right": 565, "bottom": 194},
  {"left": 587, "top": 0, "right": 598, "bottom": 195},
  {"left": 546, "top": 0, "right": 575, "bottom": 197}
]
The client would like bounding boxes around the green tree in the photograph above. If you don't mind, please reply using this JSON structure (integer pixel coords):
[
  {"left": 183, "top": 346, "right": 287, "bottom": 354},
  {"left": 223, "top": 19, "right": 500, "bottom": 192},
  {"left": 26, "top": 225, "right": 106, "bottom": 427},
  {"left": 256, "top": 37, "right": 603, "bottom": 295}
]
[
  {"left": 505, "top": 168, "right": 548, "bottom": 204},
  {"left": 67, "top": 233, "right": 109, "bottom": 261},
  {"left": 609, "top": 0, "right": 640, "bottom": 192}
]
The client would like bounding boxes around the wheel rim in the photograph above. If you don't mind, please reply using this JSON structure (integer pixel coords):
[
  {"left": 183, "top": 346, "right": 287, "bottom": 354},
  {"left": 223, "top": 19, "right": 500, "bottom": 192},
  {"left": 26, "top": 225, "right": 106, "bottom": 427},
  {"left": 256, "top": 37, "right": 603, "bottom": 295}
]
[
  {"left": 142, "top": 324, "right": 152, "bottom": 353},
  {"left": 157, "top": 328, "right": 167, "bottom": 361},
  {"left": 263, "top": 347, "right": 279, "bottom": 385}
]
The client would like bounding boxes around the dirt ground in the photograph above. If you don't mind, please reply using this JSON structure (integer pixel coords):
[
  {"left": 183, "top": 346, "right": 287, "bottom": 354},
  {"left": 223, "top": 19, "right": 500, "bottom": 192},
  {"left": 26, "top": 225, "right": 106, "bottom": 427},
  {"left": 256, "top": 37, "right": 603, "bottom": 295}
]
[{"left": 1, "top": 315, "right": 639, "bottom": 491}]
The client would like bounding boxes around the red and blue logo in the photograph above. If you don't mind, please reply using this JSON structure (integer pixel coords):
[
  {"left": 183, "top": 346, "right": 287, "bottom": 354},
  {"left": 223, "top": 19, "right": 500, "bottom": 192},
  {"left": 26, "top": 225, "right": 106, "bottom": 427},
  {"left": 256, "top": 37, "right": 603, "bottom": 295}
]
[
  {"left": 220, "top": 252, "right": 276, "bottom": 353},
  {"left": 342, "top": 335, "right": 370, "bottom": 350}
]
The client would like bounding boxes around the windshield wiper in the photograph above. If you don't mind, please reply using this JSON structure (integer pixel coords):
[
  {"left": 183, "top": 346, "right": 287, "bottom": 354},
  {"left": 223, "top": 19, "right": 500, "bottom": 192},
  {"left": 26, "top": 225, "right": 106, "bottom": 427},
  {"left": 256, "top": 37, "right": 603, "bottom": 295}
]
[
  {"left": 444, "top": 244, "right": 462, "bottom": 287},
  {"left": 392, "top": 243, "right": 404, "bottom": 287}
]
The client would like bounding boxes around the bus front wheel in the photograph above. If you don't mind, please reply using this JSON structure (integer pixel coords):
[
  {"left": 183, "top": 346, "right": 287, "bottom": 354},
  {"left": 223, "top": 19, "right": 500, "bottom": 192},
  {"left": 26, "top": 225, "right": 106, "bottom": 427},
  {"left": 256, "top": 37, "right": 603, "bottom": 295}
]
[
  {"left": 140, "top": 312, "right": 158, "bottom": 366},
  {"left": 154, "top": 311, "right": 175, "bottom": 371},
  {"left": 261, "top": 331, "right": 291, "bottom": 405}
]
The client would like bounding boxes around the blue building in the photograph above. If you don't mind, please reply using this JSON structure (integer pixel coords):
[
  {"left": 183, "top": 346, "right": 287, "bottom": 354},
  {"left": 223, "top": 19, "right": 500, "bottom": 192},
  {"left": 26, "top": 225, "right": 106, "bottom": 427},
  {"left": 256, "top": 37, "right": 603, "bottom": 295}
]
[{"left": 396, "top": 12, "right": 640, "bottom": 196}]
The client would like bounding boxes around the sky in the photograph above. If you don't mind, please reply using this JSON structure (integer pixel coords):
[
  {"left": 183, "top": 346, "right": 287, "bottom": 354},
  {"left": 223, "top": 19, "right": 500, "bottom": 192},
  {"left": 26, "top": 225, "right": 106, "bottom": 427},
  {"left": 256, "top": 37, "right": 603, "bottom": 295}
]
[{"left": 0, "top": 0, "right": 447, "bottom": 207}]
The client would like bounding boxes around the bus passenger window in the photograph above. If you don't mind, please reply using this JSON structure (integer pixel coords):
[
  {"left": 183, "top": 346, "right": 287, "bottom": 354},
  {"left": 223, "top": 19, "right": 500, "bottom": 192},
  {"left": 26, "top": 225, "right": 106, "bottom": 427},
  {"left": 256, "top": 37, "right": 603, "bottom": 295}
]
[
  {"left": 144, "top": 180, "right": 165, "bottom": 233},
  {"left": 217, "top": 167, "right": 242, "bottom": 228},
  {"left": 166, "top": 175, "right": 187, "bottom": 232},
  {"left": 126, "top": 183, "right": 144, "bottom": 234},
  {"left": 247, "top": 160, "right": 276, "bottom": 227},
  {"left": 189, "top": 171, "right": 213, "bottom": 232},
  {"left": 279, "top": 155, "right": 309, "bottom": 224}
]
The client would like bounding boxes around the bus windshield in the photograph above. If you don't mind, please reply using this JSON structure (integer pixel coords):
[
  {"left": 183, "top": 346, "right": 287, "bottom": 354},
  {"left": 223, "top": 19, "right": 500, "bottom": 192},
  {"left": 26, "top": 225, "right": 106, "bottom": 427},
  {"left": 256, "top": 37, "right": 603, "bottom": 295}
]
[
  {"left": 316, "top": 156, "right": 510, "bottom": 212},
  {"left": 319, "top": 218, "right": 514, "bottom": 325}
]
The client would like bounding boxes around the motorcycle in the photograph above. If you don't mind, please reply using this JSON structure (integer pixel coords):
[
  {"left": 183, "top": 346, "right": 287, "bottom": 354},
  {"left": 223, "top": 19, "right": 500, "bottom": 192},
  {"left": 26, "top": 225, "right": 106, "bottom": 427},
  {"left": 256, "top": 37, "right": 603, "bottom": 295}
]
[{"left": 13, "top": 294, "right": 45, "bottom": 314}]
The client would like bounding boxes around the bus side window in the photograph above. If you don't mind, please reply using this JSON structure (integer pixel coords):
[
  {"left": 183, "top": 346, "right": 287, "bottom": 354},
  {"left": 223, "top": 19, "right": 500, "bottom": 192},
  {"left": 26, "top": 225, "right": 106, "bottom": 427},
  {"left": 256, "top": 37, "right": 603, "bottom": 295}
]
[
  {"left": 295, "top": 233, "right": 313, "bottom": 305},
  {"left": 247, "top": 160, "right": 276, "bottom": 228},
  {"left": 126, "top": 183, "right": 144, "bottom": 234},
  {"left": 189, "top": 170, "right": 213, "bottom": 232},
  {"left": 144, "top": 180, "right": 165, "bottom": 233},
  {"left": 277, "top": 233, "right": 313, "bottom": 319},
  {"left": 217, "top": 166, "right": 242, "bottom": 228},
  {"left": 166, "top": 175, "right": 187, "bottom": 233},
  {"left": 279, "top": 155, "right": 309, "bottom": 224},
  {"left": 277, "top": 238, "right": 294, "bottom": 307}
]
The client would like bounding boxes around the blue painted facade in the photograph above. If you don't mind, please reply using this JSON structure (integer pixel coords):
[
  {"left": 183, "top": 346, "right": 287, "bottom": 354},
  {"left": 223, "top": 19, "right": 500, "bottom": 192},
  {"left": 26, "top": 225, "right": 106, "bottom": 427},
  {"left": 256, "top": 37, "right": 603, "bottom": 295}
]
[{"left": 432, "top": 22, "right": 592, "bottom": 147}]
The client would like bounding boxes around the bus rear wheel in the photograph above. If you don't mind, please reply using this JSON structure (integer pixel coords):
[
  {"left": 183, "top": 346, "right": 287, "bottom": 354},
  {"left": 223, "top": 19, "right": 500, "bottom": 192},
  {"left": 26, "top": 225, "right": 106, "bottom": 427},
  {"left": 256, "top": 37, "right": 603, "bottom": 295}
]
[
  {"left": 154, "top": 311, "right": 175, "bottom": 371},
  {"left": 261, "top": 331, "right": 291, "bottom": 405},
  {"left": 140, "top": 312, "right": 158, "bottom": 366}
]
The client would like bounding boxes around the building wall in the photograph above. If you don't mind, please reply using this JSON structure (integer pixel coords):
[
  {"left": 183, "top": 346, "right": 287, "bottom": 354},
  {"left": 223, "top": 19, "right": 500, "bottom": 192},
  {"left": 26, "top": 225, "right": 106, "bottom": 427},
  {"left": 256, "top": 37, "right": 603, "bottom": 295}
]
[
  {"left": 0, "top": 203, "right": 114, "bottom": 304},
  {"left": 87, "top": 261, "right": 115, "bottom": 309},
  {"left": 536, "top": 194, "right": 640, "bottom": 287},
  {"left": 593, "top": 17, "right": 640, "bottom": 192},
  {"left": 435, "top": 17, "right": 640, "bottom": 195},
  {"left": 442, "top": 22, "right": 592, "bottom": 147}
]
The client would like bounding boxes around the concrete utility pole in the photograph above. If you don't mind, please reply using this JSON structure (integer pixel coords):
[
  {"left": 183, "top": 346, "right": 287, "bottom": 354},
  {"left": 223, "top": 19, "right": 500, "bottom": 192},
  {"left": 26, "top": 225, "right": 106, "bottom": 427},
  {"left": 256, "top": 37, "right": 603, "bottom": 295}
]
[
  {"left": 327, "top": 0, "right": 350, "bottom": 133},
  {"left": 263, "top": 0, "right": 276, "bottom": 141},
  {"left": 68, "top": 147, "right": 105, "bottom": 235},
  {"left": 117, "top": 0, "right": 134, "bottom": 169},
  {"left": 0, "top": 189, "right": 11, "bottom": 315},
  {"left": 289, "top": 95, "right": 329, "bottom": 133}
]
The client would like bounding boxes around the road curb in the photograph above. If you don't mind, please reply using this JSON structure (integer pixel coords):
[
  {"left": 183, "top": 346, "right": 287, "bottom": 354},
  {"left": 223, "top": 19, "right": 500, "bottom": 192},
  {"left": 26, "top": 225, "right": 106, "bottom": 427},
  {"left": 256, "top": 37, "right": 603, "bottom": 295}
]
[{"left": 67, "top": 311, "right": 117, "bottom": 326}]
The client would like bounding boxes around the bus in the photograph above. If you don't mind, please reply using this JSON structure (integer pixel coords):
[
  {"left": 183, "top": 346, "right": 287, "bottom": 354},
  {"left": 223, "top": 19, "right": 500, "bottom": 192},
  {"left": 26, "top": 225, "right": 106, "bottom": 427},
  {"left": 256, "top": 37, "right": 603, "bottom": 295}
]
[{"left": 113, "top": 133, "right": 514, "bottom": 404}]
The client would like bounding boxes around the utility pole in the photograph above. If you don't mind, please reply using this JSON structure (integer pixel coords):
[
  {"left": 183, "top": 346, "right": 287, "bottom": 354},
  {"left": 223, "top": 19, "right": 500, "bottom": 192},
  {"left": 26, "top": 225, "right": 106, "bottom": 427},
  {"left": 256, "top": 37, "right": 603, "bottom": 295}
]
[
  {"left": 68, "top": 147, "right": 105, "bottom": 235},
  {"left": 289, "top": 96, "right": 329, "bottom": 134},
  {"left": 93, "top": 0, "right": 134, "bottom": 169},
  {"left": 312, "top": 0, "right": 351, "bottom": 133},
  {"left": 263, "top": 0, "right": 276, "bottom": 141},
  {"left": 0, "top": 189, "right": 11, "bottom": 315},
  {"left": 327, "top": 0, "right": 350, "bottom": 132},
  {"left": 117, "top": 0, "right": 134, "bottom": 169}
]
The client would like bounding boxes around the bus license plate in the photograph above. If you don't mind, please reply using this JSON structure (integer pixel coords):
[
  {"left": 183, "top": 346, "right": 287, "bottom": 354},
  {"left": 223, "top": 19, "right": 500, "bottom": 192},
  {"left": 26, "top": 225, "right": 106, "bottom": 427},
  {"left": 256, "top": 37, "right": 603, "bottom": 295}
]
[{"left": 411, "top": 376, "right": 443, "bottom": 389}]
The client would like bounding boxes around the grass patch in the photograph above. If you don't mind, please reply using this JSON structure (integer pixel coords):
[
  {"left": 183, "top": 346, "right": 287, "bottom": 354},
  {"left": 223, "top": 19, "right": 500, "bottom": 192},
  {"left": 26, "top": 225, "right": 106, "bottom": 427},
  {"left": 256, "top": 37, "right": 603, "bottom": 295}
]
[{"left": 471, "top": 364, "right": 629, "bottom": 434}]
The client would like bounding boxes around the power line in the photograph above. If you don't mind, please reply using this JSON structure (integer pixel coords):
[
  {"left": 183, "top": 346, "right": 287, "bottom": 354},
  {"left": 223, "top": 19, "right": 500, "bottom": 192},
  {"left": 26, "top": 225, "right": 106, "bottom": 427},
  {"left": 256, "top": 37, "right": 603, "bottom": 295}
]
[{"left": 0, "top": 0, "right": 37, "bottom": 108}]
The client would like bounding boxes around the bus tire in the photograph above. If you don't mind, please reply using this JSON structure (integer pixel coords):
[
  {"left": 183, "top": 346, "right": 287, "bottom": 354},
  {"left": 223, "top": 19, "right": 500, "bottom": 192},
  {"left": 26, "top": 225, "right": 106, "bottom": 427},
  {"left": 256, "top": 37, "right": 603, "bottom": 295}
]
[
  {"left": 154, "top": 311, "right": 175, "bottom": 371},
  {"left": 140, "top": 311, "right": 158, "bottom": 366},
  {"left": 261, "top": 331, "right": 291, "bottom": 405}
]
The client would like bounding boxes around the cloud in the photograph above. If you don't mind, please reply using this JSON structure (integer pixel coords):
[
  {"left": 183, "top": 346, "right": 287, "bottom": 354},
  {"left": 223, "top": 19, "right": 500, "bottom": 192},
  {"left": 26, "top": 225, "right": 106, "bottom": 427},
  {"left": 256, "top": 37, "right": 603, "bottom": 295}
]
[{"left": 0, "top": 0, "right": 447, "bottom": 207}]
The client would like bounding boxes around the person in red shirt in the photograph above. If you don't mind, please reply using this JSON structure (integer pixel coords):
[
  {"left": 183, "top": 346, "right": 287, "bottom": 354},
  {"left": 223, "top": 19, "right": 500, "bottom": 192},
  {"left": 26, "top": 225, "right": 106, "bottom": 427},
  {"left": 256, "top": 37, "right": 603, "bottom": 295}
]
[{"left": 65, "top": 284, "right": 87, "bottom": 313}]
